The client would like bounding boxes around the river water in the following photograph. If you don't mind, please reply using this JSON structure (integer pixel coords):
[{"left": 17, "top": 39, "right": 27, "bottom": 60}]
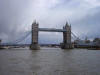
[{"left": 0, "top": 47, "right": 100, "bottom": 75}]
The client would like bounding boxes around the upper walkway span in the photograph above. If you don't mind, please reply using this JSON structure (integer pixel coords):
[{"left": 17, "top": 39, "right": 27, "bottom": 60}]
[{"left": 38, "top": 28, "right": 66, "bottom": 32}]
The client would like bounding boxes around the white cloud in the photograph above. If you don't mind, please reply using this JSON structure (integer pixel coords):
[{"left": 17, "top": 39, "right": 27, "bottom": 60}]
[{"left": 84, "top": 0, "right": 100, "bottom": 7}]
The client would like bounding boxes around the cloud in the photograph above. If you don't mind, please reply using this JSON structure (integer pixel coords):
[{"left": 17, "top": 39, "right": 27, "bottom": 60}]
[
  {"left": 73, "top": 7, "right": 100, "bottom": 39},
  {"left": 0, "top": 0, "right": 100, "bottom": 44}
]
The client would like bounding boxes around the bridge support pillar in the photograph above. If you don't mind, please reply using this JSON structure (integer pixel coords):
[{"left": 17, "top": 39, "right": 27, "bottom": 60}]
[
  {"left": 61, "top": 22, "right": 73, "bottom": 49},
  {"left": 30, "top": 21, "right": 40, "bottom": 50}
]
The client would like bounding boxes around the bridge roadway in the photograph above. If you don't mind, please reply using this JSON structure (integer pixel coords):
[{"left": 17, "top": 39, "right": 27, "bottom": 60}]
[{"left": 38, "top": 28, "right": 66, "bottom": 32}]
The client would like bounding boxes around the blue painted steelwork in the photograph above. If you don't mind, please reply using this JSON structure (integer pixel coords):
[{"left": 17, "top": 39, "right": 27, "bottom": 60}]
[
  {"left": 1, "top": 31, "right": 31, "bottom": 45},
  {"left": 38, "top": 28, "right": 66, "bottom": 32}
]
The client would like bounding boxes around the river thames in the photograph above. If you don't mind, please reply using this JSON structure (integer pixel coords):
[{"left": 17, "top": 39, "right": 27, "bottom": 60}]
[{"left": 0, "top": 47, "right": 100, "bottom": 75}]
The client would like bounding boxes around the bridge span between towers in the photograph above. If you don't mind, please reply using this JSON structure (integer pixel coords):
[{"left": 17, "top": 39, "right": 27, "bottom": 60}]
[{"left": 38, "top": 28, "right": 66, "bottom": 32}]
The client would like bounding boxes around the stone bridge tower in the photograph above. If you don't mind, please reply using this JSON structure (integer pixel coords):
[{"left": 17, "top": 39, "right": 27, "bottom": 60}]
[
  {"left": 30, "top": 21, "right": 40, "bottom": 50},
  {"left": 61, "top": 22, "right": 73, "bottom": 49}
]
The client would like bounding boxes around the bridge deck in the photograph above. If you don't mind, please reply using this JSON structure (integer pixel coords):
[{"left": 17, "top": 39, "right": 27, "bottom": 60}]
[{"left": 38, "top": 28, "right": 66, "bottom": 32}]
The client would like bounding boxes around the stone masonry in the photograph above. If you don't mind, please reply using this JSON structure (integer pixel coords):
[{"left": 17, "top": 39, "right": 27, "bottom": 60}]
[
  {"left": 61, "top": 22, "right": 73, "bottom": 49},
  {"left": 30, "top": 21, "right": 40, "bottom": 50}
]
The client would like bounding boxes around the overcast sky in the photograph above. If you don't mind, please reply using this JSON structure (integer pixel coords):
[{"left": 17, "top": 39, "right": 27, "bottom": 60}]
[{"left": 0, "top": 0, "right": 100, "bottom": 44}]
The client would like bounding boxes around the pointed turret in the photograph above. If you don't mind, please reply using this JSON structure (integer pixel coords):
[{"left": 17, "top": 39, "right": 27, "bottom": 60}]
[
  {"left": 65, "top": 21, "right": 69, "bottom": 26},
  {"left": 61, "top": 21, "right": 73, "bottom": 49},
  {"left": 30, "top": 20, "right": 40, "bottom": 50}
]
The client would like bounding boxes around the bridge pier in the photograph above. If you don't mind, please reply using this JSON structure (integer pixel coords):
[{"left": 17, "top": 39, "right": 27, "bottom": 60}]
[
  {"left": 61, "top": 22, "right": 73, "bottom": 49},
  {"left": 30, "top": 21, "right": 40, "bottom": 50}
]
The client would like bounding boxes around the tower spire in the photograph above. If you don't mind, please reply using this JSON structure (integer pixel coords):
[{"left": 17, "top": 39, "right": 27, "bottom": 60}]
[{"left": 66, "top": 21, "right": 68, "bottom": 25}]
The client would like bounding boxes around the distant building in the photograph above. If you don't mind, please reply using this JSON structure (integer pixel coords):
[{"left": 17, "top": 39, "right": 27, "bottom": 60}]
[
  {"left": 93, "top": 38, "right": 100, "bottom": 46},
  {"left": 84, "top": 37, "right": 91, "bottom": 43},
  {"left": 74, "top": 37, "right": 100, "bottom": 48},
  {"left": 93, "top": 38, "right": 100, "bottom": 43}
]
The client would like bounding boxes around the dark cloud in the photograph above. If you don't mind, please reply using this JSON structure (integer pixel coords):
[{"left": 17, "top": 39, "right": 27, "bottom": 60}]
[
  {"left": 0, "top": 0, "right": 100, "bottom": 43},
  {"left": 0, "top": 0, "right": 35, "bottom": 42},
  {"left": 72, "top": 6, "right": 100, "bottom": 39}
]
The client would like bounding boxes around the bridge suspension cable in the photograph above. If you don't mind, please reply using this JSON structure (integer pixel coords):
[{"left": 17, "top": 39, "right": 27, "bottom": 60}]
[
  {"left": 71, "top": 32, "right": 80, "bottom": 41},
  {"left": 14, "top": 31, "right": 31, "bottom": 44},
  {"left": 7, "top": 31, "right": 31, "bottom": 44}
]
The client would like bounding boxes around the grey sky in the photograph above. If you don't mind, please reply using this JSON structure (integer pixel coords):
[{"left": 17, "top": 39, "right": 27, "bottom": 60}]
[{"left": 0, "top": 0, "right": 100, "bottom": 44}]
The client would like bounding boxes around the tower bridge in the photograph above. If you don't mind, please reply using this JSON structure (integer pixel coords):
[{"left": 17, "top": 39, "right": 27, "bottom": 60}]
[
  {"left": 0, "top": 21, "right": 76, "bottom": 50},
  {"left": 30, "top": 21, "right": 73, "bottom": 50},
  {"left": 1, "top": 20, "right": 100, "bottom": 50}
]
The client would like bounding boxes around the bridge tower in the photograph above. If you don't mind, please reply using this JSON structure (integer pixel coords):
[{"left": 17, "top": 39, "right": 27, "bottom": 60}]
[
  {"left": 61, "top": 22, "right": 73, "bottom": 49},
  {"left": 30, "top": 21, "right": 40, "bottom": 50}
]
